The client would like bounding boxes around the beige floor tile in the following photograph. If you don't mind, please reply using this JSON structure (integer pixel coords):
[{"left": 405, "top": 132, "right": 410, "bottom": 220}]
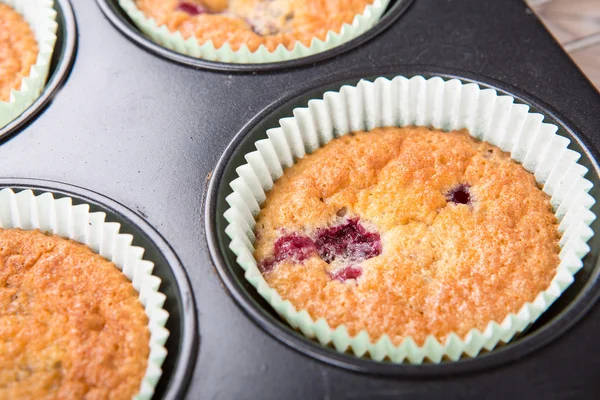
[
  {"left": 570, "top": 43, "right": 600, "bottom": 90},
  {"left": 532, "top": 0, "right": 600, "bottom": 44},
  {"left": 545, "top": 0, "right": 600, "bottom": 16},
  {"left": 528, "top": 0, "right": 600, "bottom": 91}
]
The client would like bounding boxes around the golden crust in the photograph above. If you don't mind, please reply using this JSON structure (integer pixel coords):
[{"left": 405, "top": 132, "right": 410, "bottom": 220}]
[
  {"left": 0, "top": 4, "right": 38, "bottom": 102},
  {"left": 0, "top": 229, "right": 149, "bottom": 400},
  {"left": 254, "top": 126, "right": 560, "bottom": 346},
  {"left": 134, "top": 0, "right": 374, "bottom": 52}
]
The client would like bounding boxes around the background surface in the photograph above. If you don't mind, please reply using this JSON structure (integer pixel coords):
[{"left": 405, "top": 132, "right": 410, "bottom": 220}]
[{"left": 529, "top": 0, "right": 600, "bottom": 90}]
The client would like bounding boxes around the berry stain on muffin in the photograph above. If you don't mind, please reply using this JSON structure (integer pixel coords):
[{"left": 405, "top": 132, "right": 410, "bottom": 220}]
[
  {"left": 176, "top": 2, "right": 207, "bottom": 15},
  {"left": 329, "top": 265, "right": 363, "bottom": 282},
  {"left": 259, "top": 234, "right": 316, "bottom": 273},
  {"left": 315, "top": 218, "right": 381, "bottom": 265},
  {"left": 259, "top": 218, "right": 381, "bottom": 282},
  {"left": 446, "top": 183, "right": 472, "bottom": 205}
]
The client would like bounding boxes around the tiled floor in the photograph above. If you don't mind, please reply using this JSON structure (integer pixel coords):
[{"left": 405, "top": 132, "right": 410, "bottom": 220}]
[{"left": 528, "top": 0, "right": 600, "bottom": 90}]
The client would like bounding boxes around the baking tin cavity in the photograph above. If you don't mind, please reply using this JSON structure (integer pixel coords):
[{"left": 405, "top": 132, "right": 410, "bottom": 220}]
[
  {"left": 0, "top": 0, "right": 77, "bottom": 143},
  {"left": 205, "top": 69, "right": 600, "bottom": 375},
  {"left": 95, "top": 0, "right": 414, "bottom": 72},
  {"left": 0, "top": 179, "right": 198, "bottom": 400}
]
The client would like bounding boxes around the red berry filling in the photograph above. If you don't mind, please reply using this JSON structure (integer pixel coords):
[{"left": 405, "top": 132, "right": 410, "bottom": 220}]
[
  {"left": 176, "top": 2, "right": 207, "bottom": 15},
  {"left": 329, "top": 266, "right": 363, "bottom": 282},
  {"left": 259, "top": 234, "right": 316, "bottom": 273},
  {"left": 260, "top": 218, "right": 381, "bottom": 282},
  {"left": 315, "top": 218, "right": 381, "bottom": 264},
  {"left": 275, "top": 234, "right": 316, "bottom": 262},
  {"left": 446, "top": 184, "right": 471, "bottom": 205}
]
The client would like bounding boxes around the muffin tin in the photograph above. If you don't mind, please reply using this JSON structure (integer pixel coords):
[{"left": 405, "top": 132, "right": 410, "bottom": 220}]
[{"left": 1, "top": 0, "right": 600, "bottom": 398}]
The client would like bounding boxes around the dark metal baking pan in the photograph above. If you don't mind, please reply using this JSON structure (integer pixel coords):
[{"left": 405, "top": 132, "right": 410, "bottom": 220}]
[
  {"left": 95, "top": 0, "right": 414, "bottom": 72},
  {"left": 205, "top": 67, "right": 600, "bottom": 376},
  {"left": 0, "top": 178, "right": 198, "bottom": 400},
  {"left": 2, "top": 0, "right": 600, "bottom": 397},
  {"left": 0, "top": 0, "right": 77, "bottom": 143}
]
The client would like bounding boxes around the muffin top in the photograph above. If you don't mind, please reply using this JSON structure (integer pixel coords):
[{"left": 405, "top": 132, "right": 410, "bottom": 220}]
[
  {"left": 135, "top": 0, "right": 375, "bottom": 52},
  {"left": 0, "top": 4, "right": 38, "bottom": 102},
  {"left": 0, "top": 229, "right": 149, "bottom": 399},
  {"left": 253, "top": 126, "right": 560, "bottom": 346}
]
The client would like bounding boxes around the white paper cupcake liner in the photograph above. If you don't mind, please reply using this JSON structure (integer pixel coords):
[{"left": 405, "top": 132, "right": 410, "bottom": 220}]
[
  {"left": 0, "top": 188, "right": 169, "bottom": 399},
  {"left": 118, "top": 0, "right": 390, "bottom": 63},
  {"left": 223, "top": 75, "right": 597, "bottom": 363},
  {"left": 0, "top": 0, "right": 57, "bottom": 128}
]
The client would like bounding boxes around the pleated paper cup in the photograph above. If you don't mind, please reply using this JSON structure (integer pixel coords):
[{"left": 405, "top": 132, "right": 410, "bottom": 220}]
[
  {"left": 0, "top": 188, "right": 169, "bottom": 399},
  {"left": 223, "top": 75, "right": 596, "bottom": 363},
  {"left": 118, "top": 0, "right": 390, "bottom": 63},
  {"left": 0, "top": 0, "right": 58, "bottom": 128}
]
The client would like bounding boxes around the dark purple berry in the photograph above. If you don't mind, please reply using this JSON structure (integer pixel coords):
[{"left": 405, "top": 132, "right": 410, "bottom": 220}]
[
  {"left": 446, "top": 184, "right": 472, "bottom": 205},
  {"left": 176, "top": 2, "right": 206, "bottom": 15},
  {"left": 273, "top": 234, "right": 316, "bottom": 262},
  {"left": 330, "top": 266, "right": 363, "bottom": 282},
  {"left": 258, "top": 258, "right": 277, "bottom": 274},
  {"left": 315, "top": 218, "right": 381, "bottom": 264},
  {"left": 259, "top": 234, "right": 316, "bottom": 273},
  {"left": 260, "top": 219, "right": 381, "bottom": 280}
]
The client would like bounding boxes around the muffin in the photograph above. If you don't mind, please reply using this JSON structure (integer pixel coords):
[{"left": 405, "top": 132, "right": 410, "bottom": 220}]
[
  {"left": 0, "top": 228, "right": 149, "bottom": 399},
  {"left": 253, "top": 126, "right": 560, "bottom": 346},
  {"left": 0, "top": 0, "right": 57, "bottom": 128},
  {"left": 0, "top": 3, "right": 38, "bottom": 102},
  {"left": 224, "top": 76, "right": 595, "bottom": 362},
  {"left": 120, "top": 0, "right": 388, "bottom": 63},
  {"left": 134, "top": 0, "right": 375, "bottom": 52}
]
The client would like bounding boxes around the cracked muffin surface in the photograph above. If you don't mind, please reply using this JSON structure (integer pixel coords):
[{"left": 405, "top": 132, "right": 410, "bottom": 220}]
[
  {"left": 0, "top": 229, "right": 149, "bottom": 400},
  {"left": 0, "top": 4, "right": 38, "bottom": 102},
  {"left": 134, "top": 0, "right": 374, "bottom": 52},
  {"left": 254, "top": 126, "right": 560, "bottom": 345}
]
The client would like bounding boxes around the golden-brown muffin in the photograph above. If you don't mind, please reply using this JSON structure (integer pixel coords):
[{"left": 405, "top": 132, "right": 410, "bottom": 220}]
[
  {"left": 254, "top": 126, "right": 560, "bottom": 346},
  {"left": 134, "top": 0, "right": 375, "bottom": 51},
  {"left": 0, "top": 4, "right": 38, "bottom": 102},
  {"left": 0, "top": 229, "right": 149, "bottom": 400}
]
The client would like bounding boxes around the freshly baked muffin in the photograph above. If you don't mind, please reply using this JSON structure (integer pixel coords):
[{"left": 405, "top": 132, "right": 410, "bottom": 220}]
[
  {"left": 253, "top": 126, "right": 560, "bottom": 346},
  {"left": 0, "top": 228, "right": 149, "bottom": 400},
  {"left": 134, "top": 0, "right": 375, "bottom": 52},
  {"left": 0, "top": 4, "right": 38, "bottom": 102}
]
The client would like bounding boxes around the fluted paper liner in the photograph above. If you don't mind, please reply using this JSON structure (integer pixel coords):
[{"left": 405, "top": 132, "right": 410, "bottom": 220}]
[
  {"left": 223, "top": 76, "right": 596, "bottom": 363},
  {"left": 0, "top": 189, "right": 169, "bottom": 399},
  {"left": 118, "top": 0, "right": 390, "bottom": 63},
  {"left": 0, "top": 0, "right": 58, "bottom": 128}
]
